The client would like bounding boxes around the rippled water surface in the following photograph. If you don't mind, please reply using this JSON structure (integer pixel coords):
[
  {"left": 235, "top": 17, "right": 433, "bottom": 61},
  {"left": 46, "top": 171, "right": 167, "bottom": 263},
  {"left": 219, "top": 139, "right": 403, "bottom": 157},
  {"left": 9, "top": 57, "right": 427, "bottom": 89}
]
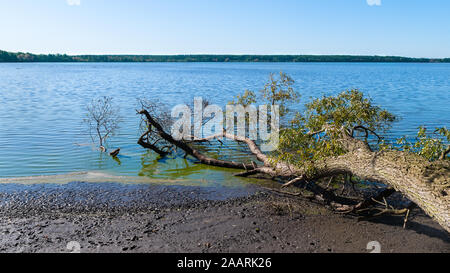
[{"left": 0, "top": 62, "right": 449, "bottom": 184}]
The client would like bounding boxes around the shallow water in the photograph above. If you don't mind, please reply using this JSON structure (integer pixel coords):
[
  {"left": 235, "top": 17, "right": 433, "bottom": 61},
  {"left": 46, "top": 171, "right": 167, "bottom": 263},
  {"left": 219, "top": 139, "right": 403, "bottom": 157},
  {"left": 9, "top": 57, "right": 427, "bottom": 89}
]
[{"left": 0, "top": 62, "right": 449, "bottom": 185}]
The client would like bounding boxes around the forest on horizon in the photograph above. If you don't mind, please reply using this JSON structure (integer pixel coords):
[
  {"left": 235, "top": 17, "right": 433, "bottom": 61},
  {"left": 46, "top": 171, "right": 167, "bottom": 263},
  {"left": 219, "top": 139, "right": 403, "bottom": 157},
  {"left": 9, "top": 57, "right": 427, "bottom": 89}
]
[{"left": 1, "top": 50, "right": 449, "bottom": 63}]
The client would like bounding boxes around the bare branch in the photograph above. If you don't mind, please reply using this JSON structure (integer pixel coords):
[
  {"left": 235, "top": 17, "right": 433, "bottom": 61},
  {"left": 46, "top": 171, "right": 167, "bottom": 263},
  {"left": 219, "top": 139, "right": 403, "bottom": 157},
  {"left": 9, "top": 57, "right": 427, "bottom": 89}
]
[
  {"left": 281, "top": 176, "right": 305, "bottom": 188},
  {"left": 234, "top": 169, "right": 261, "bottom": 177},
  {"left": 138, "top": 109, "right": 257, "bottom": 170},
  {"left": 352, "top": 125, "right": 382, "bottom": 142},
  {"left": 440, "top": 145, "right": 450, "bottom": 160},
  {"left": 85, "top": 96, "right": 121, "bottom": 148},
  {"left": 137, "top": 131, "right": 169, "bottom": 157}
]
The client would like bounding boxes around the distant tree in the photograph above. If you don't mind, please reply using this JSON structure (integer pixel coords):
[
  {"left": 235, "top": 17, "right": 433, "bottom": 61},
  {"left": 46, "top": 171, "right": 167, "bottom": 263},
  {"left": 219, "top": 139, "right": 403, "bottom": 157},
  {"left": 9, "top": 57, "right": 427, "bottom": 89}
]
[{"left": 84, "top": 96, "right": 121, "bottom": 150}]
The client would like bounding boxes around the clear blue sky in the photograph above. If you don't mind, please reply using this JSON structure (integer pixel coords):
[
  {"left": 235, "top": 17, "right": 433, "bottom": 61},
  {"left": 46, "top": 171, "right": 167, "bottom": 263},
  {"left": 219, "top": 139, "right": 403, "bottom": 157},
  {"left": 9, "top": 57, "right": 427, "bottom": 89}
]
[{"left": 1, "top": 0, "right": 449, "bottom": 57}]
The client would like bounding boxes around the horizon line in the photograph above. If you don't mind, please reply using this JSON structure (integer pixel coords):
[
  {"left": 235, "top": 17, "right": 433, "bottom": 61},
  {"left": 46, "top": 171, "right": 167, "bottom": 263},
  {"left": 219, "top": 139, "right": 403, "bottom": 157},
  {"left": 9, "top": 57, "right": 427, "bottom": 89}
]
[
  {"left": 2, "top": 50, "right": 450, "bottom": 63},
  {"left": 2, "top": 50, "right": 450, "bottom": 60}
]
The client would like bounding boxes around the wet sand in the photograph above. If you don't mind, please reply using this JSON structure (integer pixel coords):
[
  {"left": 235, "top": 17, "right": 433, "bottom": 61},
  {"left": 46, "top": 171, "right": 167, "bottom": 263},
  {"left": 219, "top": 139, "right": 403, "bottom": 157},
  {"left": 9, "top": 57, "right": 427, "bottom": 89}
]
[{"left": 0, "top": 182, "right": 448, "bottom": 253}]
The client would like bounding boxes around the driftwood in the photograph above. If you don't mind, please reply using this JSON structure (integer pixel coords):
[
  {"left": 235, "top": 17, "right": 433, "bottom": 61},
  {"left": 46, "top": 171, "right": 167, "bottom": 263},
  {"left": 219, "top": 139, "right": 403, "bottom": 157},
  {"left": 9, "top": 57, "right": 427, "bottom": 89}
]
[
  {"left": 109, "top": 148, "right": 120, "bottom": 157},
  {"left": 137, "top": 109, "right": 450, "bottom": 233}
]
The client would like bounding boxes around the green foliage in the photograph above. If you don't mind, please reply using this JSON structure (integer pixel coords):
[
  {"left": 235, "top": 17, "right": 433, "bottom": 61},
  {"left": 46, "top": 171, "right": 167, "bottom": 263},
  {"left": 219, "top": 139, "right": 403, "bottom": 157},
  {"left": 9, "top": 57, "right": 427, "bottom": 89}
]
[
  {"left": 231, "top": 71, "right": 300, "bottom": 118},
  {"left": 261, "top": 72, "right": 299, "bottom": 117},
  {"left": 275, "top": 90, "right": 396, "bottom": 168},
  {"left": 302, "top": 89, "right": 395, "bottom": 134},
  {"left": 231, "top": 80, "right": 401, "bottom": 171},
  {"left": 2, "top": 50, "right": 450, "bottom": 63},
  {"left": 231, "top": 90, "right": 257, "bottom": 107},
  {"left": 396, "top": 126, "right": 449, "bottom": 161}
]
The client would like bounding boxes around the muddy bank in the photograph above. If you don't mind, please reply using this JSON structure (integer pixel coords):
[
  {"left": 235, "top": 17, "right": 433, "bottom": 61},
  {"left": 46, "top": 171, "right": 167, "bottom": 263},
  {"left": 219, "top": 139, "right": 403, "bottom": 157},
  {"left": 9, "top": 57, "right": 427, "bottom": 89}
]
[{"left": 0, "top": 182, "right": 448, "bottom": 253}]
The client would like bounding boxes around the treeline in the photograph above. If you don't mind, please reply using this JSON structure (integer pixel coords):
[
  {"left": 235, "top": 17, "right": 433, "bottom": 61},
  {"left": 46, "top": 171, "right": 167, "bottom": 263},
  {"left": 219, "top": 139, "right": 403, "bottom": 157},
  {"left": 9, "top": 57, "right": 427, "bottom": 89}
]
[{"left": 1, "top": 50, "right": 449, "bottom": 63}]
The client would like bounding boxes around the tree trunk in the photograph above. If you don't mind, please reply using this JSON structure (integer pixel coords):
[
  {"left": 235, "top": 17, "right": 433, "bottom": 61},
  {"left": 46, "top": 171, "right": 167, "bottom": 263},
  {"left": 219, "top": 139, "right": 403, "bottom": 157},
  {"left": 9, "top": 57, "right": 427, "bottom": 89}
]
[
  {"left": 256, "top": 132, "right": 450, "bottom": 232},
  {"left": 298, "top": 141, "right": 449, "bottom": 233}
]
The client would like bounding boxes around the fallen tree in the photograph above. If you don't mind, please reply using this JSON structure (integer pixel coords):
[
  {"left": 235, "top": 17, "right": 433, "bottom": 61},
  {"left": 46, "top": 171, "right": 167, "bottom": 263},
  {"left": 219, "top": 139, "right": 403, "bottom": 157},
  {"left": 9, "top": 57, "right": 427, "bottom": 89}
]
[{"left": 136, "top": 74, "right": 449, "bottom": 233}]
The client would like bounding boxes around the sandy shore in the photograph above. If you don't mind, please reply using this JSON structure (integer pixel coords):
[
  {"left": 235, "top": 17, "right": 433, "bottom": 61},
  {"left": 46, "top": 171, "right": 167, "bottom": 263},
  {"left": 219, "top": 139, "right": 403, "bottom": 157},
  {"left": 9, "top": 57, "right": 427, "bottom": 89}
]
[{"left": 0, "top": 182, "right": 448, "bottom": 253}]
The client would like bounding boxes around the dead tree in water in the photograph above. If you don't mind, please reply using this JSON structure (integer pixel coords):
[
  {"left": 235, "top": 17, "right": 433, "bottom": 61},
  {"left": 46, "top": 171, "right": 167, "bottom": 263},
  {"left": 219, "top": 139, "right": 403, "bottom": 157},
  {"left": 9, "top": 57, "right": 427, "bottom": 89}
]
[
  {"left": 137, "top": 77, "right": 449, "bottom": 233},
  {"left": 85, "top": 96, "right": 121, "bottom": 150}
]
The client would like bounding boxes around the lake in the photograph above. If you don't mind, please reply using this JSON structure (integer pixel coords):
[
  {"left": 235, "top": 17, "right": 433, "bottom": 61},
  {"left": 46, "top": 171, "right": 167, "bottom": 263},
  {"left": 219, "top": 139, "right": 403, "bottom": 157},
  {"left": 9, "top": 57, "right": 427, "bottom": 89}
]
[{"left": 0, "top": 62, "right": 449, "bottom": 186}]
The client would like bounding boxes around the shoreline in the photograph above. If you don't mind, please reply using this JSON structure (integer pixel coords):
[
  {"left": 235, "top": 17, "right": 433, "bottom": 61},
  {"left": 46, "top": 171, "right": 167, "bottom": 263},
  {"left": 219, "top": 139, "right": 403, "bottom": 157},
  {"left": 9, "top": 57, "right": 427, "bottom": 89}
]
[
  {"left": 2, "top": 50, "right": 450, "bottom": 63},
  {"left": 0, "top": 181, "right": 448, "bottom": 253}
]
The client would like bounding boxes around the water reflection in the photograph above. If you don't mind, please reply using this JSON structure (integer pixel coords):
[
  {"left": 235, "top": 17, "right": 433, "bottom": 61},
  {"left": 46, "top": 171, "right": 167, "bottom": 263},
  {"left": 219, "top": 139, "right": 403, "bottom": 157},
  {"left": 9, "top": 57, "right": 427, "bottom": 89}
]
[{"left": 112, "top": 156, "right": 122, "bottom": 166}]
